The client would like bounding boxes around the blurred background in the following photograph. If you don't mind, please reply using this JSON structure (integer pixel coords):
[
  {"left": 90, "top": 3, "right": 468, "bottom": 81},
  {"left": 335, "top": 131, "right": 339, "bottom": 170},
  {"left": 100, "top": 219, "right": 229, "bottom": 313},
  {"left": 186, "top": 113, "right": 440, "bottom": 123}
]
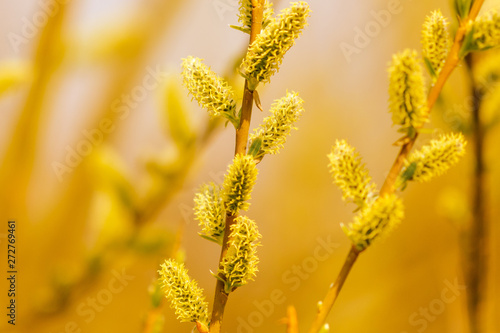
[{"left": 0, "top": 0, "right": 499, "bottom": 332}]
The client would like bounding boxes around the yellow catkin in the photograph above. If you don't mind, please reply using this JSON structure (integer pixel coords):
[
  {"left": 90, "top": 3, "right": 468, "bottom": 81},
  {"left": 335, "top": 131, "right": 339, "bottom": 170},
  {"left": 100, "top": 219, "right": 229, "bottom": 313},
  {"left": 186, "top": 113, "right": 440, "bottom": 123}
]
[
  {"left": 327, "top": 140, "right": 376, "bottom": 207},
  {"left": 421, "top": 10, "right": 451, "bottom": 80},
  {"left": 222, "top": 154, "right": 258, "bottom": 214},
  {"left": 218, "top": 216, "right": 261, "bottom": 293},
  {"left": 403, "top": 132, "right": 467, "bottom": 183},
  {"left": 194, "top": 182, "right": 226, "bottom": 245},
  {"left": 249, "top": 91, "right": 304, "bottom": 159},
  {"left": 181, "top": 56, "right": 238, "bottom": 127},
  {"left": 240, "top": 2, "right": 310, "bottom": 89},
  {"left": 470, "top": 10, "right": 500, "bottom": 50},
  {"left": 341, "top": 194, "right": 405, "bottom": 251}
]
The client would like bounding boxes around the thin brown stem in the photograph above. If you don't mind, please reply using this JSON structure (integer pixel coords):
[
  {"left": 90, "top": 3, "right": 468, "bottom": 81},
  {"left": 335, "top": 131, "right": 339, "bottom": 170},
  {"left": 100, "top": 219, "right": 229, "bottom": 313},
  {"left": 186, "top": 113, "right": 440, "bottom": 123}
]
[
  {"left": 308, "top": 3, "right": 485, "bottom": 332},
  {"left": 307, "top": 247, "right": 360, "bottom": 333},
  {"left": 209, "top": 1, "right": 265, "bottom": 332},
  {"left": 135, "top": 120, "right": 220, "bottom": 226},
  {"left": 235, "top": 81, "right": 255, "bottom": 154},
  {"left": 464, "top": 53, "right": 488, "bottom": 333}
]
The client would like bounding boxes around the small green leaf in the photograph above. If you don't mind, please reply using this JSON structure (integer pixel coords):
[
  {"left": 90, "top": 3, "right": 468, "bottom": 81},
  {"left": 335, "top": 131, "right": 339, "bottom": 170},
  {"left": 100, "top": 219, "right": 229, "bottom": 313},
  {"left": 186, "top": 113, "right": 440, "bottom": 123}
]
[
  {"left": 423, "top": 56, "right": 437, "bottom": 79},
  {"left": 0, "top": 60, "right": 31, "bottom": 96},
  {"left": 459, "top": 26, "right": 476, "bottom": 58},
  {"left": 248, "top": 137, "right": 263, "bottom": 158},
  {"left": 454, "top": 0, "right": 472, "bottom": 19},
  {"left": 229, "top": 25, "right": 250, "bottom": 34},
  {"left": 399, "top": 161, "right": 417, "bottom": 190}
]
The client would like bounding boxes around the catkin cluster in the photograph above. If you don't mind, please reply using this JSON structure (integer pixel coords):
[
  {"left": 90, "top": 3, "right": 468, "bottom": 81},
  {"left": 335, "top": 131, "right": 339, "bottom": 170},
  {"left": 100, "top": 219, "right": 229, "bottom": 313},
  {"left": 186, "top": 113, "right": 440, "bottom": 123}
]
[
  {"left": 162, "top": 1, "right": 311, "bottom": 330},
  {"left": 327, "top": 9, "right": 473, "bottom": 252},
  {"left": 469, "top": 10, "right": 500, "bottom": 51},
  {"left": 328, "top": 140, "right": 375, "bottom": 208},
  {"left": 341, "top": 194, "right": 404, "bottom": 251},
  {"left": 328, "top": 141, "right": 403, "bottom": 251}
]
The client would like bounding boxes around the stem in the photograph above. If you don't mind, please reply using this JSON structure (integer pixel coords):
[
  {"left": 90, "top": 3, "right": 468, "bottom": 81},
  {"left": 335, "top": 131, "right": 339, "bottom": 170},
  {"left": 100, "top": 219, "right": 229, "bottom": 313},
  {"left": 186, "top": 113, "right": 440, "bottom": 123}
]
[
  {"left": 209, "top": 2, "right": 265, "bottom": 332},
  {"left": 464, "top": 53, "right": 488, "bottom": 333},
  {"left": 308, "top": 3, "right": 486, "bottom": 331},
  {"left": 307, "top": 247, "right": 359, "bottom": 333},
  {"left": 135, "top": 120, "right": 220, "bottom": 226},
  {"left": 235, "top": 81, "right": 255, "bottom": 155}
]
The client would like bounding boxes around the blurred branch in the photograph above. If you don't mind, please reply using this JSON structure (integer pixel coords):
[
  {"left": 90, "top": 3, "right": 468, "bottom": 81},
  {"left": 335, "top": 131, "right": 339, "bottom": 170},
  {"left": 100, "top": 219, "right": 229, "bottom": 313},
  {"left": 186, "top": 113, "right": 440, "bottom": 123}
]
[
  {"left": 464, "top": 53, "right": 488, "bottom": 333},
  {"left": 21, "top": 0, "right": 193, "bottom": 326}
]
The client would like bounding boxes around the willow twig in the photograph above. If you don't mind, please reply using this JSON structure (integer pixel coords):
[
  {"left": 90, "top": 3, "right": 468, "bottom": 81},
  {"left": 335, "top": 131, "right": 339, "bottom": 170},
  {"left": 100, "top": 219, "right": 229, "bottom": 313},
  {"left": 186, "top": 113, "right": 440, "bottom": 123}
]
[{"left": 209, "top": 2, "right": 265, "bottom": 332}]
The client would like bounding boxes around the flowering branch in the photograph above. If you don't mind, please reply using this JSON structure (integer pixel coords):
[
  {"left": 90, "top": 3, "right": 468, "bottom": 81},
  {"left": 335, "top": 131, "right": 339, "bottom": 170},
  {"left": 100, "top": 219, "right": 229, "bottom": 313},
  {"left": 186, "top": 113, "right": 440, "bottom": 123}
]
[{"left": 307, "top": 2, "right": 485, "bottom": 332}]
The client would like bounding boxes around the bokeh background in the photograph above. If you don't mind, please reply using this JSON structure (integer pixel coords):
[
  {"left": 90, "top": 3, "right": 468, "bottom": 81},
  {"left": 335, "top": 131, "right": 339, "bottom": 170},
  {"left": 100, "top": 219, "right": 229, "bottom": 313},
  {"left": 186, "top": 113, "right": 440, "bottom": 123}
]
[{"left": 0, "top": 0, "right": 499, "bottom": 332}]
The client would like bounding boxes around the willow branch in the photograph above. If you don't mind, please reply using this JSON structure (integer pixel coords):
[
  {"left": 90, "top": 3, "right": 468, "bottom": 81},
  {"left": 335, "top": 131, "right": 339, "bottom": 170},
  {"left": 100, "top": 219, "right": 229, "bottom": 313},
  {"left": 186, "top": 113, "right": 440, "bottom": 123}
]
[
  {"left": 307, "top": 2, "right": 485, "bottom": 332},
  {"left": 209, "top": 2, "right": 265, "bottom": 332},
  {"left": 464, "top": 53, "right": 488, "bottom": 333}
]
